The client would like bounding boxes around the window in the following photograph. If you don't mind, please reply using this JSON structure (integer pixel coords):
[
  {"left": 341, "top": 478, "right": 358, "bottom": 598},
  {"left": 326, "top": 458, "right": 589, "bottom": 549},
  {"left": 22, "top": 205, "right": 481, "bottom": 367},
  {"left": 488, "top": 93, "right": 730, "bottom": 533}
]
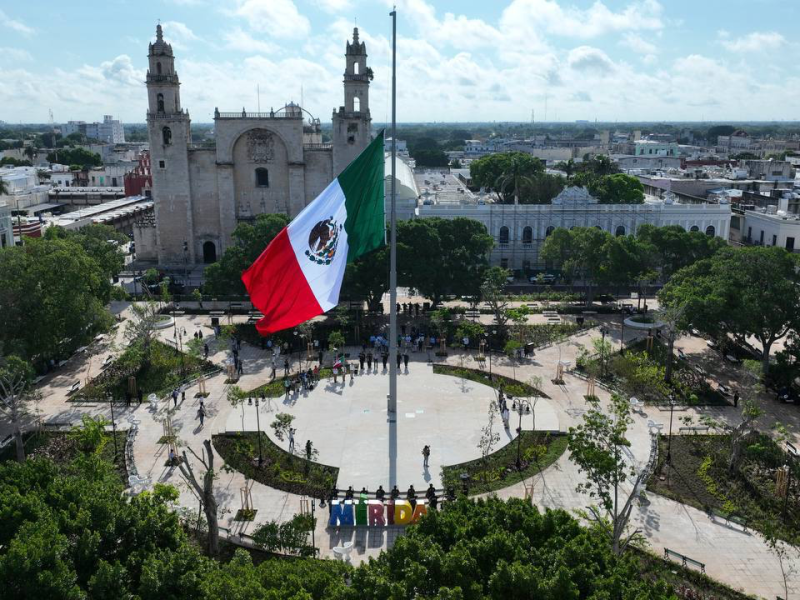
[
  {"left": 706, "top": 225, "right": 715, "bottom": 237},
  {"left": 690, "top": 225, "right": 699, "bottom": 232},
  {"left": 203, "top": 241, "right": 217, "bottom": 264},
  {"left": 158, "top": 160, "right": 165, "bottom": 169},
  {"left": 157, "top": 93, "right": 165, "bottom": 113},
  {"left": 162, "top": 126, "right": 172, "bottom": 145},
  {"left": 759, "top": 230, "right": 764, "bottom": 245},
  {"left": 353, "top": 62, "right": 359, "bottom": 75},
  {"left": 255, "top": 168, "right": 269, "bottom": 188},
  {"left": 500, "top": 258, "right": 509, "bottom": 269},
  {"left": 787, "top": 237, "right": 795, "bottom": 252},
  {"left": 773, "top": 234, "right": 777, "bottom": 246},
  {"left": 499, "top": 226, "right": 509, "bottom": 245},
  {"left": 353, "top": 97, "right": 360, "bottom": 112},
  {"left": 615, "top": 225, "right": 626, "bottom": 237},
  {"left": 156, "top": 62, "right": 162, "bottom": 75},
  {"left": 545, "top": 226, "right": 554, "bottom": 237},
  {"left": 522, "top": 226, "right": 532, "bottom": 245},
  {"left": 747, "top": 226, "right": 752, "bottom": 241}
]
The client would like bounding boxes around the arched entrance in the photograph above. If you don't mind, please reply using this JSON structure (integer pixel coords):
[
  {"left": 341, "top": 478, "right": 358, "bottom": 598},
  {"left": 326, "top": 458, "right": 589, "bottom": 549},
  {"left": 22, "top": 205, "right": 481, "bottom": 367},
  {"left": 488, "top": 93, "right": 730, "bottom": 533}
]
[{"left": 203, "top": 241, "right": 217, "bottom": 264}]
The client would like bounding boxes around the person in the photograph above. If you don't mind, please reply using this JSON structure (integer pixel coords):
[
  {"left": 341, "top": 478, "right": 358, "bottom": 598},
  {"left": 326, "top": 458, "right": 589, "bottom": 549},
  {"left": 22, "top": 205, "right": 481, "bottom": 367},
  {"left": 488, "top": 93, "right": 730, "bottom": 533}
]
[
  {"left": 422, "top": 444, "right": 430, "bottom": 468},
  {"left": 270, "top": 358, "right": 276, "bottom": 380},
  {"left": 168, "top": 448, "right": 176, "bottom": 464},
  {"left": 237, "top": 360, "right": 244, "bottom": 375},
  {"left": 360, "top": 486, "right": 368, "bottom": 498},
  {"left": 396, "top": 352, "right": 402, "bottom": 369},
  {"left": 305, "top": 439, "right": 312, "bottom": 459},
  {"left": 349, "top": 363, "right": 355, "bottom": 382},
  {"left": 137, "top": 389, "right": 143, "bottom": 405},
  {"left": 288, "top": 427, "right": 296, "bottom": 452},
  {"left": 733, "top": 390, "right": 739, "bottom": 408},
  {"left": 181, "top": 389, "right": 186, "bottom": 403},
  {"left": 284, "top": 358, "right": 290, "bottom": 376},
  {"left": 318, "top": 349, "right": 323, "bottom": 366},
  {"left": 313, "top": 364, "right": 320, "bottom": 382},
  {"left": 367, "top": 352, "right": 373, "bottom": 371},
  {"left": 382, "top": 352, "right": 388, "bottom": 370},
  {"left": 203, "top": 343, "right": 209, "bottom": 359},
  {"left": 198, "top": 330, "right": 203, "bottom": 340},
  {"left": 345, "top": 486, "right": 354, "bottom": 500},
  {"left": 502, "top": 407, "right": 510, "bottom": 429},
  {"left": 172, "top": 388, "right": 178, "bottom": 407},
  {"left": 375, "top": 485, "right": 386, "bottom": 501},
  {"left": 403, "top": 353, "right": 409, "bottom": 369},
  {"left": 283, "top": 377, "right": 290, "bottom": 398},
  {"left": 198, "top": 404, "right": 206, "bottom": 426},
  {"left": 426, "top": 484, "right": 438, "bottom": 509},
  {"left": 463, "top": 336, "right": 469, "bottom": 351},
  {"left": 390, "top": 485, "right": 400, "bottom": 500},
  {"left": 125, "top": 391, "right": 131, "bottom": 407},
  {"left": 306, "top": 368, "right": 314, "bottom": 389},
  {"left": 406, "top": 485, "right": 417, "bottom": 510},
  {"left": 359, "top": 351, "right": 365, "bottom": 371}
]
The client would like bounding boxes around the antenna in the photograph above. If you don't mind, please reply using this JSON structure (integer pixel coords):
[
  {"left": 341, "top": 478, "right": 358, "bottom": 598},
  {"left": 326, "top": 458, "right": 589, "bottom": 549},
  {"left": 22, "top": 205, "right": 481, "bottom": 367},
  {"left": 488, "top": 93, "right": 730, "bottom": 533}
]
[
  {"left": 544, "top": 94, "right": 548, "bottom": 123},
  {"left": 257, "top": 84, "right": 261, "bottom": 113}
]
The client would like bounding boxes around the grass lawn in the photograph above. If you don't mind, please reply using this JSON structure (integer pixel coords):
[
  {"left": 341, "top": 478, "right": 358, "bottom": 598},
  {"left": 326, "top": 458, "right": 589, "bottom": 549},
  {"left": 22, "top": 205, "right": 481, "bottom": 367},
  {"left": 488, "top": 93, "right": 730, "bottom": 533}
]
[
  {"left": 442, "top": 432, "right": 567, "bottom": 495},
  {"left": 75, "top": 339, "right": 218, "bottom": 402},
  {"left": 0, "top": 429, "right": 128, "bottom": 482},
  {"left": 213, "top": 432, "right": 338, "bottom": 498},
  {"left": 433, "top": 364, "right": 548, "bottom": 398},
  {"left": 649, "top": 434, "right": 800, "bottom": 544}
]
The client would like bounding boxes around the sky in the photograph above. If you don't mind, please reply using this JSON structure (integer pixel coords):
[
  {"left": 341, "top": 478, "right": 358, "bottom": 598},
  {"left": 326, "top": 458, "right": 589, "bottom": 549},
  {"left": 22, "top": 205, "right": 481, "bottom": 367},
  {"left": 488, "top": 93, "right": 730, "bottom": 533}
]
[{"left": 0, "top": 0, "right": 799, "bottom": 124}]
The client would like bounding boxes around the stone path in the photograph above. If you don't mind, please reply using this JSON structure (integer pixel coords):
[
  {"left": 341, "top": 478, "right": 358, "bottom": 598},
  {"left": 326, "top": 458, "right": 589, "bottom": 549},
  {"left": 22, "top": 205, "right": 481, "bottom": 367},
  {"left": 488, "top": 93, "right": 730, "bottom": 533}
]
[{"left": 7, "top": 302, "right": 800, "bottom": 599}]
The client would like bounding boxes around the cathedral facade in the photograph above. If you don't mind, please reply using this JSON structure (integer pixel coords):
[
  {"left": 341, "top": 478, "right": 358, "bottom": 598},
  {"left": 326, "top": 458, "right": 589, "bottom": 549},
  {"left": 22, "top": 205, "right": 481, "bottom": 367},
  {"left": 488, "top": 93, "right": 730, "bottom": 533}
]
[{"left": 143, "top": 25, "right": 372, "bottom": 266}]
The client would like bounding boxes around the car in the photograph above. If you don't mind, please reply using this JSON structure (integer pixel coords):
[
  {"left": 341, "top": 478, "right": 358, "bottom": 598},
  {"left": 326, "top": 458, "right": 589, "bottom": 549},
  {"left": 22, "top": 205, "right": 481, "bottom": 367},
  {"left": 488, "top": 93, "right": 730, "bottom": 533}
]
[{"left": 530, "top": 274, "right": 557, "bottom": 284}]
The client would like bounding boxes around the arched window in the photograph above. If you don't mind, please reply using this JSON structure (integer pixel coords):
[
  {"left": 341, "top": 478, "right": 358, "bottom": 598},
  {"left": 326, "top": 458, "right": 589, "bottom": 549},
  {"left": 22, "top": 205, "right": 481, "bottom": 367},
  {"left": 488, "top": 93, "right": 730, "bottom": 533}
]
[
  {"left": 545, "top": 226, "right": 554, "bottom": 237},
  {"left": 156, "top": 62, "right": 162, "bottom": 75},
  {"left": 690, "top": 225, "right": 699, "bottom": 232},
  {"left": 353, "top": 96, "right": 360, "bottom": 112},
  {"left": 594, "top": 225, "right": 603, "bottom": 230},
  {"left": 157, "top": 93, "right": 165, "bottom": 113},
  {"left": 522, "top": 226, "right": 532, "bottom": 245},
  {"left": 203, "top": 241, "right": 217, "bottom": 264},
  {"left": 353, "top": 62, "right": 359, "bottom": 75},
  {"left": 162, "top": 126, "right": 172, "bottom": 145},
  {"left": 615, "top": 225, "right": 626, "bottom": 237},
  {"left": 255, "top": 168, "right": 269, "bottom": 188},
  {"left": 706, "top": 225, "right": 716, "bottom": 237},
  {"left": 499, "top": 226, "right": 509, "bottom": 245}
]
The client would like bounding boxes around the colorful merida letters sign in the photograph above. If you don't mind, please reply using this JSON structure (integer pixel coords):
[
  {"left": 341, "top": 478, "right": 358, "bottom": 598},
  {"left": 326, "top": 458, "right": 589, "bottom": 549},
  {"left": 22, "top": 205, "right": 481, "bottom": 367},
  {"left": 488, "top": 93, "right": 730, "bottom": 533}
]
[{"left": 328, "top": 499, "right": 429, "bottom": 527}]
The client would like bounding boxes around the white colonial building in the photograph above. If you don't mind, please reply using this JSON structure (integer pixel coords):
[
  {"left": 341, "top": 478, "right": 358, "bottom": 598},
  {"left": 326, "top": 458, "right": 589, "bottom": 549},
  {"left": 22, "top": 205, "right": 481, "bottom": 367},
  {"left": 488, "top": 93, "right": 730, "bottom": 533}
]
[
  {"left": 142, "top": 25, "right": 372, "bottom": 266},
  {"left": 415, "top": 187, "right": 731, "bottom": 271}
]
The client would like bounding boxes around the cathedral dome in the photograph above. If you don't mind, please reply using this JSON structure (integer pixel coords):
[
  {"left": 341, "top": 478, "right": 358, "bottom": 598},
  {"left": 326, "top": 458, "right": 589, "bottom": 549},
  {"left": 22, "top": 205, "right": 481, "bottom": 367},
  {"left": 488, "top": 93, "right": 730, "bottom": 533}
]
[{"left": 149, "top": 24, "right": 173, "bottom": 57}]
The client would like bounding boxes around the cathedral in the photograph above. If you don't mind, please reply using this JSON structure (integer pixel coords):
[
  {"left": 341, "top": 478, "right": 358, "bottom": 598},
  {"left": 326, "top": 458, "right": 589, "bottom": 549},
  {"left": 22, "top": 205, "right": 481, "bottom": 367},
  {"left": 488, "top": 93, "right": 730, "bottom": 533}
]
[{"left": 141, "top": 25, "right": 372, "bottom": 266}]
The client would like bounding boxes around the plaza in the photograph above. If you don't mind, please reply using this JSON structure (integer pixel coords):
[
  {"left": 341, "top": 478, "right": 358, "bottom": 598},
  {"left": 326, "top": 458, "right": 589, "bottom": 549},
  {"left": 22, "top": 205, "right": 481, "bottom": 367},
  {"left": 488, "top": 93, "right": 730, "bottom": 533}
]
[{"left": 9, "top": 297, "right": 800, "bottom": 599}]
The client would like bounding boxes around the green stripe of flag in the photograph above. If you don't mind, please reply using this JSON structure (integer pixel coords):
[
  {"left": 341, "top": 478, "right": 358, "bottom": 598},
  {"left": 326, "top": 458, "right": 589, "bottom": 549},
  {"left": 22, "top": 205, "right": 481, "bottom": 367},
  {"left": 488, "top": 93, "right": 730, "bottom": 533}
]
[{"left": 337, "top": 131, "right": 386, "bottom": 262}]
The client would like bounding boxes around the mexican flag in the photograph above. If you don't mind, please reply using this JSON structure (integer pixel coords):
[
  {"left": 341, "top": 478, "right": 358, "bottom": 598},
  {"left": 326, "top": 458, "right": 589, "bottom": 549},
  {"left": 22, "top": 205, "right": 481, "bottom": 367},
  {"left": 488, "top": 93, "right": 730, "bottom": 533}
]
[{"left": 242, "top": 132, "right": 385, "bottom": 334}]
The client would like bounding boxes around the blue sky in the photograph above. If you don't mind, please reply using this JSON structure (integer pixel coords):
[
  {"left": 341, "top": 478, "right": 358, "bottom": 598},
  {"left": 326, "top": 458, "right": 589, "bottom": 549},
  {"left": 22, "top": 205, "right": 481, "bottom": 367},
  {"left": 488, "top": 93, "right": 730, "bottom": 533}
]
[{"left": 1, "top": 0, "right": 798, "bottom": 124}]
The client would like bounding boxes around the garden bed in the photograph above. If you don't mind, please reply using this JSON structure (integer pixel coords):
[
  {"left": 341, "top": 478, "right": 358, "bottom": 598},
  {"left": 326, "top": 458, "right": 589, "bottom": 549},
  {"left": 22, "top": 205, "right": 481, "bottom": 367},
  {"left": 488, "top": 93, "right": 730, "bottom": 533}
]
[
  {"left": 0, "top": 429, "right": 128, "bottom": 482},
  {"left": 247, "top": 368, "right": 334, "bottom": 398},
  {"left": 213, "top": 432, "right": 338, "bottom": 498},
  {"left": 433, "top": 364, "right": 548, "bottom": 398},
  {"left": 74, "top": 339, "right": 218, "bottom": 402},
  {"left": 442, "top": 432, "right": 567, "bottom": 495},
  {"left": 649, "top": 434, "right": 800, "bottom": 544}
]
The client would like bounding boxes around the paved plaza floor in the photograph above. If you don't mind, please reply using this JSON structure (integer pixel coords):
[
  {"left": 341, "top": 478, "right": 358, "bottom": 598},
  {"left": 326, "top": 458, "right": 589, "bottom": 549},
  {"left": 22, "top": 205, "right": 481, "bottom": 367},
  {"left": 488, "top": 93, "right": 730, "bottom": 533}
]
[{"left": 229, "top": 364, "right": 559, "bottom": 489}]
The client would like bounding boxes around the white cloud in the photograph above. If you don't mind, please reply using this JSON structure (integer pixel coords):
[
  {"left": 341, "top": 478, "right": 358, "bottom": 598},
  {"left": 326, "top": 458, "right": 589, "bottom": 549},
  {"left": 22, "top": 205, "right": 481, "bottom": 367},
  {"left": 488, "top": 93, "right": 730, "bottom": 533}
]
[
  {"left": 0, "top": 47, "right": 33, "bottom": 63},
  {"left": 620, "top": 32, "right": 657, "bottom": 54},
  {"left": 568, "top": 46, "right": 615, "bottom": 74},
  {"left": 233, "top": 0, "right": 311, "bottom": 39},
  {"left": 721, "top": 31, "right": 785, "bottom": 53},
  {"left": 223, "top": 28, "right": 280, "bottom": 54},
  {"left": 314, "top": 0, "right": 352, "bottom": 13},
  {"left": 167, "top": 0, "right": 207, "bottom": 5},
  {"left": 0, "top": 9, "right": 34, "bottom": 36},
  {"left": 161, "top": 21, "right": 201, "bottom": 49}
]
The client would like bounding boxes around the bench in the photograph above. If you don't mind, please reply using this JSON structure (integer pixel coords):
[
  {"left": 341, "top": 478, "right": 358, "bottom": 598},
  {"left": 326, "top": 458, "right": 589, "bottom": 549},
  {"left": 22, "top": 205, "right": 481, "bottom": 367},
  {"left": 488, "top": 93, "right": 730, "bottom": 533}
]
[
  {"left": 678, "top": 426, "right": 709, "bottom": 435},
  {"left": 717, "top": 384, "right": 731, "bottom": 396},
  {"left": 664, "top": 548, "right": 705, "bottom": 574},
  {"left": 710, "top": 508, "right": 748, "bottom": 531},
  {"left": 67, "top": 381, "right": 80, "bottom": 394}
]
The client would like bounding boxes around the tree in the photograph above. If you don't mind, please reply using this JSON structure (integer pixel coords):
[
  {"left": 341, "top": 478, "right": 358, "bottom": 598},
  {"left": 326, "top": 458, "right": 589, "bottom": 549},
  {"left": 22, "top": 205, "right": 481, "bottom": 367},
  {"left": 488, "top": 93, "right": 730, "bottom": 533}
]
[
  {"left": 46, "top": 147, "right": 101, "bottom": 169},
  {"left": 480, "top": 266, "right": 510, "bottom": 332},
  {"left": 636, "top": 223, "right": 725, "bottom": 282},
  {"left": 412, "top": 149, "right": 450, "bottom": 167},
  {"left": 590, "top": 173, "right": 645, "bottom": 204},
  {"left": 0, "top": 237, "right": 113, "bottom": 364},
  {"left": 124, "top": 300, "right": 161, "bottom": 365},
  {"left": 450, "top": 158, "right": 462, "bottom": 169},
  {"left": 660, "top": 246, "right": 800, "bottom": 375},
  {"left": 177, "top": 439, "right": 220, "bottom": 556},
  {"left": 568, "top": 394, "right": 640, "bottom": 555},
  {"left": 341, "top": 246, "right": 388, "bottom": 312},
  {"left": 541, "top": 227, "right": 610, "bottom": 304},
  {"left": 204, "top": 213, "right": 289, "bottom": 295},
  {"left": 469, "top": 151, "right": 545, "bottom": 204},
  {"left": 0, "top": 178, "right": 7, "bottom": 196},
  {"left": 0, "top": 355, "right": 34, "bottom": 461}
]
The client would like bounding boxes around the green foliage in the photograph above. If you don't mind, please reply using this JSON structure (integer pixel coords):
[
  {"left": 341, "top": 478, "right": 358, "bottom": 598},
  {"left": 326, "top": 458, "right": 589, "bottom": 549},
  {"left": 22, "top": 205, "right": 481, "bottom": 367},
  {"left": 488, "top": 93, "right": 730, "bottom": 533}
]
[
  {"left": 252, "top": 513, "right": 316, "bottom": 556},
  {"left": 327, "top": 330, "right": 345, "bottom": 351},
  {"left": 270, "top": 413, "right": 295, "bottom": 442},
  {"left": 469, "top": 151, "right": 564, "bottom": 204},
  {"left": 455, "top": 319, "right": 484, "bottom": 344},
  {"left": 0, "top": 236, "right": 114, "bottom": 364},
  {"left": 341, "top": 246, "right": 388, "bottom": 311},
  {"left": 589, "top": 173, "right": 645, "bottom": 204},
  {"left": 46, "top": 147, "right": 102, "bottom": 168},
  {"left": 204, "top": 213, "right": 290, "bottom": 295},
  {"left": 609, "top": 351, "right": 669, "bottom": 402},
  {"left": 412, "top": 148, "right": 450, "bottom": 167},
  {"left": 481, "top": 266, "right": 510, "bottom": 331},
  {"left": 69, "top": 415, "right": 110, "bottom": 454}
]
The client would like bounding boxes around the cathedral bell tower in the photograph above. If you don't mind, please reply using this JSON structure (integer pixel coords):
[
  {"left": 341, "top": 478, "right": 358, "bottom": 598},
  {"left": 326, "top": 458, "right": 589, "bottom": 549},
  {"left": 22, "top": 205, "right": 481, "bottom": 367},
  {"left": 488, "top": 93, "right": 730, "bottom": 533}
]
[
  {"left": 332, "top": 28, "right": 372, "bottom": 176},
  {"left": 146, "top": 24, "right": 194, "bottom": 266}
]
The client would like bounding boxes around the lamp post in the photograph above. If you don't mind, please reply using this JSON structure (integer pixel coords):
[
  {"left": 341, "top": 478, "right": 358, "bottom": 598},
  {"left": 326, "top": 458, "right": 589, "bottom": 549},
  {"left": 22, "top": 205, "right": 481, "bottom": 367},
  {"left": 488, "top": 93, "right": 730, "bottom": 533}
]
[
  {"left": 490, "top": 329, "right": 497, "bottom": 381},
  {"left": 108, "top": 393, "right": 118, "bottom": 460},
  {"left": 310, "top": 499, "right": 316, "bottom": 556},
  {"left": 512, "top": 397, "right": 533, "bottom": 470},
  {"left": 254, "top": 397, "right": 263, "bottom": 467},
  {"left": 620, "top": 306, "right": 626, "bottom": 351},
  {"left": 666, "top": 393, "right": 676, "bottom": 486}
]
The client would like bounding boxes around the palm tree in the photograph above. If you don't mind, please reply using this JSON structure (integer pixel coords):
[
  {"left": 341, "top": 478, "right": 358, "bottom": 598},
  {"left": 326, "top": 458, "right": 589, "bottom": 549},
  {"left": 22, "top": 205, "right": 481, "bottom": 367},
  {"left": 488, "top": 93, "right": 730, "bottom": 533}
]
[
  {"left": 494, "top": 155, "right": 538, "bottom": 273},
  {"left": 0, "top": 178, "right": 8, "bottom": 196}
]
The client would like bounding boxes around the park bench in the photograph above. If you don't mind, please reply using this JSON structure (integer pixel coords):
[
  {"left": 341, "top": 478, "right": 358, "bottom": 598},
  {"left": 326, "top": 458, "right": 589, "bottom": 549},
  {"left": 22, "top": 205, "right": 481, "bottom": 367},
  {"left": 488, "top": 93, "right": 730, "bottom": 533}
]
[
  {"left": 717, "top": 384, "right": 731, "bottom": 396},
  {"left": 67, "top": 381, "right": 80, "bottom": 394},
  {"left": 101, "top": 355, "right": 113, "bottom": 369},
  {"left": 0, "top": 434, "right": 13, "bottom": 450},
  {"left": 709, "top": 508, "right": 748, "bottom": 532},
  {"left": 664, "top": 548, "right": 705, "bottom": 574},
  {"left": 678, "top": 426, "right": 710, "bottom": 434}
]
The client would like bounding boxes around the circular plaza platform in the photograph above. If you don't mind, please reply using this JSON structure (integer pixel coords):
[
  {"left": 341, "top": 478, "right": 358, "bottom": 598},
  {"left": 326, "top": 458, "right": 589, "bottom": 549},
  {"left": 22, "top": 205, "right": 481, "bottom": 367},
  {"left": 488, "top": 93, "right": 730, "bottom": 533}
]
[{"left": 225, "top": 361, "right": 559, "bottom": 490}]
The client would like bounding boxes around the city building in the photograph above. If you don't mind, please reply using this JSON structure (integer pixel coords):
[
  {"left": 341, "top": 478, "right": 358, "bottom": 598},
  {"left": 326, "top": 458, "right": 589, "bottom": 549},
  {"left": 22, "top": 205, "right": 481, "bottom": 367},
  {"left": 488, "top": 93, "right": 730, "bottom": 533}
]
[
  {"left": 142, "top": 24, "right": 371, "bottom": 266},
  {"left": 634, "top": 140, "right": 678, "bottom": 156},
  {"left": 414, "top": 186, "right": 731, "bottom": 271},
  {"left": 63, "top": 115, "right": 126, "bottom": 144},
  {"left": 0, "top": 200, "right": 13, "bottom": 247},
  {"left": 124, "top": 150, "right": 152, "bottom": 197},
  {"left": 730, "top": 196, "right": 800, "bottom": 253},
  {"left": 0, "top": 166, "right": 50, "bottom": 209}
]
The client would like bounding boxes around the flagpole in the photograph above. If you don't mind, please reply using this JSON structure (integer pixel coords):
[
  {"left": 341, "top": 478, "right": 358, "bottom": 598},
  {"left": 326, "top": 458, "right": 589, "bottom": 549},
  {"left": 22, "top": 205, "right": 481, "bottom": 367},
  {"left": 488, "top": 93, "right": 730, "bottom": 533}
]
[{"left": 388, "top": 7, "right": 398, "bottom": 418}]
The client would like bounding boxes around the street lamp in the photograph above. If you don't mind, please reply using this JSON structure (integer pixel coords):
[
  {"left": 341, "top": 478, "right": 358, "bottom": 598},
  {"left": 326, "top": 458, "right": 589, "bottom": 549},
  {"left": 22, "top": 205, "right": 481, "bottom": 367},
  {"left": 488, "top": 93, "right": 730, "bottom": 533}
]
[
  {"left": 254, "top": 397, "right": 263, "bottom": 467},
  {"left": 666, "top": 393, "right": 676, "bottom": 486},
  {"left": 310, "top": 499, "right": 316, "bottom": 556},
  {"left": 107, "top": 393, "right": 118, "bottom": 460},
  {"left": 620, "top": 307, "right": 626, "bottom": 351},
  {"left": 512, "top": 397, "right": 533, "bottom": 470}
]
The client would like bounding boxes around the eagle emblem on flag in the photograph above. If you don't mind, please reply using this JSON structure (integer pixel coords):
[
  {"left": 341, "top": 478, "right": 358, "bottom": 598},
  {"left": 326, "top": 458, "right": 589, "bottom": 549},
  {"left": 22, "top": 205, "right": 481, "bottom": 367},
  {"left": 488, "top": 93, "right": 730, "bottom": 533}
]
[{"left": 305, "top": 217, "right": 341, "bottom": 265}]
